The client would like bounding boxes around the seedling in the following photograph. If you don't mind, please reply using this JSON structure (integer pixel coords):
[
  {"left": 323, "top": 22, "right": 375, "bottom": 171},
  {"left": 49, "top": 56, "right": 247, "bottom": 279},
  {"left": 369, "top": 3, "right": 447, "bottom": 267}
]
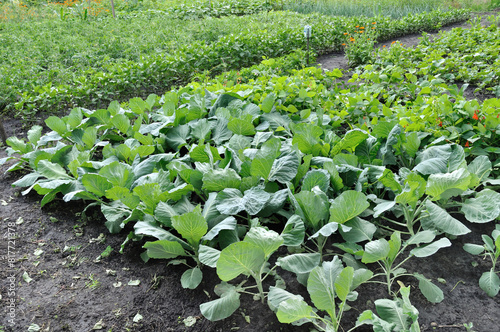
[
  {"left": 271, "top": 256, "right": 372, "bottom": 332},
  {"left": 199, "top": 225, "right": 287, "bottom": 321},
  {"left": 85, "top": 274, "right": 101, "bottom": 290},
  {"left": 463, "top": 224, "right": 500, "bottom": 297},
  {"left": 359, "top": 230, "right": 448, "bottom": 303},
  {"left": 356, "top": 282, "right": 420, "bottom": 331}
]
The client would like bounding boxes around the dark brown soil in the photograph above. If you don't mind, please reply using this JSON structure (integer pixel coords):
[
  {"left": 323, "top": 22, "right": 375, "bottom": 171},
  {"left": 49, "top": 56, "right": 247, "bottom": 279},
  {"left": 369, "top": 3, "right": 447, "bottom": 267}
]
[{"left": 1, "top": 12, "right": 500, "bottom": 332}]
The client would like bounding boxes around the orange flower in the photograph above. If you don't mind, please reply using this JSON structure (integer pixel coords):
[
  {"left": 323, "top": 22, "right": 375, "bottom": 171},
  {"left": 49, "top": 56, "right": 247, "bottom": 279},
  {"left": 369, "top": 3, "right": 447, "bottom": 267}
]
[
  {"left": 383, "top": 45, "right": 386, "bottom": 48},
  {"left": 350, "top": 38, "right": 355, "bottom": 42},
  {"left": 391, "top": 41, "right": 396, "bottom": 44},
  {"left": 344, "top": 32, "right": 348, "bottom": 35},
  {"left": 473, "top": 111, "right": 479, "bottom": 120},
  {"left": 342, "top": 43, "right": 346, "bottom": 46},
  {"left": 360, "top": 27, "right": 364, "bottom": 29},
  {"left": 355, "top": 25, "right": 359, "bottom": 28},
  {"left": 372, "top": 27, "right": 376, "bottom": 30},
  {"left": 372, "top": 22, "right": 376, "bottom": 24},
  {"left": 465, "top": 141, "right": 470, "bottom": 148}
]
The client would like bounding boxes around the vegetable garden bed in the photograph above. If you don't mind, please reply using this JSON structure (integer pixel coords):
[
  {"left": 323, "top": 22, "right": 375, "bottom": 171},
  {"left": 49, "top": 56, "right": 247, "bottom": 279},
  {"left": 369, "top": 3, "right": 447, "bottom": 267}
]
[{"left": 1, "top": 9, "right": 500, "bottom": 332}]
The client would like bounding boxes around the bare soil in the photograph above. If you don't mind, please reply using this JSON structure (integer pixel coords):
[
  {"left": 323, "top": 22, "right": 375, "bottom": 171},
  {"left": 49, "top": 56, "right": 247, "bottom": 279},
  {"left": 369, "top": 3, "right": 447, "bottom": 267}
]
[{"left": 1, "top": 12, "right": 500, "bottom": 332}]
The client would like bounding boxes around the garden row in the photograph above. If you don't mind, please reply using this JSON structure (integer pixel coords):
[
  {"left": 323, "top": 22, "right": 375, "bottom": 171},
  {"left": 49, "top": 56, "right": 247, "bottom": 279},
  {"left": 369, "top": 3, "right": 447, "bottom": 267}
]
[
  {"left": 364, "top": 17, "right": 500, "bottom": 95},
  {"left": 0, "top": 8, "right": 470, "bottom": 118},
  {"left": 2, "top": 22, "right": 500, "bottom": 331}
]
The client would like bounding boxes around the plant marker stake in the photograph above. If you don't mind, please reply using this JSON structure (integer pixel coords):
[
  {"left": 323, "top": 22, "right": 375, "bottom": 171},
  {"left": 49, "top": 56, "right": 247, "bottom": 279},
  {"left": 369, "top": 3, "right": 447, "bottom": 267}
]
[
  {"left": 110, "top": 0, "right": 116, "bottom": 18},
  {"left": 304, "top": 25, "right": 312, "bottom": 65}
]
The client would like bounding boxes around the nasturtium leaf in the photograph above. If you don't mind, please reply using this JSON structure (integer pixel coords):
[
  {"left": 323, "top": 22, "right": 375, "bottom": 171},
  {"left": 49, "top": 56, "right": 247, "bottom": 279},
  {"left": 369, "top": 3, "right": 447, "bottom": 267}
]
[
  {"left": 277, "top": 253, "right": 321, "bottom": 274},
  {"left": 181, "top": 267, "right": 203, "bottom": 289},
  {"left": 143, "top": 240, "right": 186, "bottom": 259},
  {"left": 200, "top": 288, "right": 240, "bottom": 321},
  {"left": 276, "top": 298, "right": 314, "bottom": 324},
  {"left": 295, "top": 188, "right": 329, "bottom": 231},
  {"left": 461, "top": 189, "right": 500, "bottom": 223},
  {"left": 268, "top": 154, "right": 300, "bottom": 183},
  {"left": 281, "top": 215, "right": 306, "bottom": 247},
  {"left": 202, "top": 217, "right": 237, "bottom": 241},
  {"left": 329, "top": 190, "right": 369, "bottom": 224},
  {"left": 202, "top": 168, "right": 241, "bottom": 192},
  {"left": 479, "top": 269, "right": 500, "bottom": 297},
  {"left": 307, "top": 257, "right": 344, "bottom": 316},
  {"left": 340, "top": 217, "right": 376, "bottom": 243},
  {"left": 414, "top": 273, "right": 444, "bottom": 303},
  {"left": 216, "top": 242, "right": 265, "bottom": 281},
  {"left": 331, "top": 129, "right": 368, "bottom": 156},
  {"left": 425, "top": 168, "right": 471, "bottom": 200},
  {"left": 362, "top": 239, "right": 390, "bottom": 264},
  {"left": 198, "top": 245, "right": 221, "bottom": 268},
  {"left": 171, "top": 206, "right": 208, "bottom": 247},
  {"left": 244, "top": 227, "right": 283, "bottom": 258},
  {"left": 410, "top": 238, "right": 451, "bottom": 257},
  {"left": 301, "top": 169, "right": 330, "bottom": 192},
  {"left": 421, "top": 201, "right": 470, "bottom": 236}
]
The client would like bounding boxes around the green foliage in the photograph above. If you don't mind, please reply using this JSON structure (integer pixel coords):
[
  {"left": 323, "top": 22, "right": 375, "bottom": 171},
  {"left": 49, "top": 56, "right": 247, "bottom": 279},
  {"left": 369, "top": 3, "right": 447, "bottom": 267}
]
[
  {"left": 0, "top": 8, "right": 470, "bottom": 118},
  {"left": 283, "top": 0, "right": 450, "bottom": 19},
  {"left": 3, "top": 19, "right": 500, "bottom": 329},
  {"left": 464, "top": 225, "right": 500, "bottom": 297}
]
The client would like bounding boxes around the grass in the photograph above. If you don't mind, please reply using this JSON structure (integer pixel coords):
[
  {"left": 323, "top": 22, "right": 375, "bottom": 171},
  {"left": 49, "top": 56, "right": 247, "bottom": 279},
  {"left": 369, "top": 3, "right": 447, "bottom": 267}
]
[{"left": 282, "top": 0, "right": 497, "bottom": 18}]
